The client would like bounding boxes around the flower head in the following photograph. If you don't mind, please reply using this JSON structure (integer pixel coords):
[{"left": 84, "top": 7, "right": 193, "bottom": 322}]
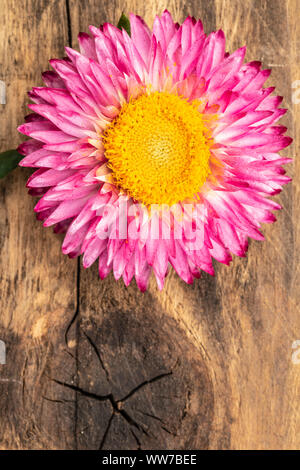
[{"left": 18, "top": 11, "right": 292, "bottom": 291}]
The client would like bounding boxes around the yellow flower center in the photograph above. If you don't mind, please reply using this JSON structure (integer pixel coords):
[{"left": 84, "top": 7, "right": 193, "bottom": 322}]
[{"left": 102, "top": 92, "right": 212, "bottom": 206}]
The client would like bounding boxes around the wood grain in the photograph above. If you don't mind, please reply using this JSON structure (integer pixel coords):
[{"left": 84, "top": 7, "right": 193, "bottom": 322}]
[
  {"left": 0, "top": 0, "right": 77, "bottom": 450},
  {"left": 0, "top": 0, "right": 299, "bottom": 450}
]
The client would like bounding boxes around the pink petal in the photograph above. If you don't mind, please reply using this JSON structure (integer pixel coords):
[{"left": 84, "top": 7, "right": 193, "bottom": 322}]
[{"left": 130, "top": 13, "right": 151, "bottom": 65}]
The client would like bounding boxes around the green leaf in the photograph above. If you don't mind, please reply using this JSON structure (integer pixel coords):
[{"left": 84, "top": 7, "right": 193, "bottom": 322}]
[
  {"left": 0, "top": 149, "right": 23, "bottom": 179},
  {"left": 117, "top": 13, "right": 131, "bottom": 36}
]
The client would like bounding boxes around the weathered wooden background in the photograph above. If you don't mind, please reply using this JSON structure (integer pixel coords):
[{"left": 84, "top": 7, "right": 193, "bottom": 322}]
[{"left": 0, "top": 0, "right": 299, "bottom": 450}]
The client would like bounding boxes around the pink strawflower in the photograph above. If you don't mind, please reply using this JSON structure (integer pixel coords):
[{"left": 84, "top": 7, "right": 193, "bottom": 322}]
[{"left": 18, "top": 11, "right": 292, "bottom": 291}]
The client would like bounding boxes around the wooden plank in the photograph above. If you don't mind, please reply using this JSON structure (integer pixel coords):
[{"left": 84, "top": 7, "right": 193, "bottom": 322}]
[
  {"left": 67, "top": 0, "right": 300, "bottom": 449},
  {"left": 0, "top": 0, "right": 299, "bottom": 450},
  {"left": 0, "top": 0, "right": 78, "bottom": 449},
  {"left": 158, "top": 0, "right": 300, "bottom": 450},
  {"left": 206, "top": 0, "right": 299, "bottom": 449}
]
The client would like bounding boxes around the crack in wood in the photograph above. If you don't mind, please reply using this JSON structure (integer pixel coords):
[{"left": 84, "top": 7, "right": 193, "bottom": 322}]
[
  {"left": 64, "top": 309, "right": 79, "bottom": 347},
  {"left": 161, "top": 425, "right": 177, "bottom": 437},
  {"left": 137, "top": 409, "right": 164, "bottom": 423},
  {"left": 65, "top": 0, "right": 72, "bottom": 47},
  {"left": 64, "top": 257, "right": 81, "bottom": 348},
  {"left": 64, "top": 349, "right": 82, "bottom": 365},
  {"left": 82, "top": 330, "right": 110, "bottom": 382},
  {"left": 118, "top": 407, "right": 150, "bottom": 437},
  {"left": 119, "top": 371, "right": 173, "bottom": 402},
  {"left": 52, "top": 368, "right": 173, "bottom": 448},
  {"left": 137, "top": 409, "right": 176, "bottom": 436},
  {"left": 130, "top": 429, "right": 142, "bottom": 450},
  {"left": 52, "top": 379, "right": 113, "bottom": 403},
  {"left": 99, "top": 412, "right": 114, "bottom": 450}
]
